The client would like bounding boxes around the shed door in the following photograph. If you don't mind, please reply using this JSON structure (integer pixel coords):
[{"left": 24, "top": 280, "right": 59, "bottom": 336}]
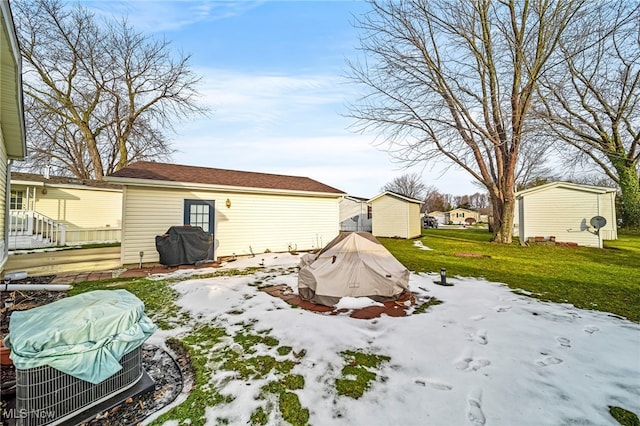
[{"left": 184, "top": 200, "right": 214, "bottom": 235}]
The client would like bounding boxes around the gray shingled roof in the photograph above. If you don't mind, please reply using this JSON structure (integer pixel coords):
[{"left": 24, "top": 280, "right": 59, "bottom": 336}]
[{"left": 108, "top": 161, "right": 345, "bottom": 194}]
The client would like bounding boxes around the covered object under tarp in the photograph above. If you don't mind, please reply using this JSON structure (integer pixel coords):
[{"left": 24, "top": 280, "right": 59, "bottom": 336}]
[
  {"left": 298, "top": 232, "right": 410, "bottom": 307},
  {"left": 4, "top": 289, "right": 156, "bottom": 384},
  {"left": 155, "top": 225, "right": 214, "bottom": 267}
]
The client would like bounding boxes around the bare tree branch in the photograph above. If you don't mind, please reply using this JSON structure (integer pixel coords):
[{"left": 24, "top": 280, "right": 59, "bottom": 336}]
[
  {"left": 347, "top": 0, "right": 579, "bottom": 242},
  {"left": 13, "top": 0, "right": 208, "bottom": 179}
]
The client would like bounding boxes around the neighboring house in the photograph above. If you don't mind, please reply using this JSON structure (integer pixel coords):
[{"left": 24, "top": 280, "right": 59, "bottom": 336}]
[
  {"left": 106, "top": 161, "right": 346, "bottom": 266},
  {"left": 9, "top": 172, "right": 123, "bottom": 249},
  {"left": 368, "top": 191, "right": 422, "bottom": 239},
  {"left": 514, "top": 181, "right": 617, "bottom": 248},
  {"left": 1, "top": 1, "right": 28, "bottom": 271},
  {"left": 339, "top": 195, "right": 372, "bottom": 232},
  {"left": 448, "top": 208, "right": 480, "bottom": 225}
]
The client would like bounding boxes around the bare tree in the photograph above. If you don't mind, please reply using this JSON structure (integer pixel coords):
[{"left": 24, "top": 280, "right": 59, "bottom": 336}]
[
  {"left": 421, "top": 185, "right": 447, "bottom": 212},
  {"left": 381, "top": 172, "right": 426, "bottom": 199},
  {"left": 468, "top": 192, "right": 489, "bottom": 210},
  {"left": 348, "top": 0, "right": 580, "bottom": 242},
  {"left": 14, "top": 0, "right": 206, "bottom": 179},
  {"left": 535, "top": 2, "right": 640, "bottom": 229}
]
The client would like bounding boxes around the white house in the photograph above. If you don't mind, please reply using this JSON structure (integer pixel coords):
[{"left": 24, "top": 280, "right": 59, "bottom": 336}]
[
  {"left": 514, "top": 182, "right": 618, "bottom": 248},
  {"left": 106, "top": 161, "right": 346, "bottom": 266},
  {"left": 368, "top": 191, "right": 423, "bottom": 239},
  {"left": 339, "top": 195, "right": 372, "bottom": 232},
  {"left": 9, "top": 172, "right": 122, "bottom": 249},
  {"left": 448, "top": 208, "right": 481, "bottom": 225},
  {"left": 1, "top": 1, "right": 28, "bottom": 272}
]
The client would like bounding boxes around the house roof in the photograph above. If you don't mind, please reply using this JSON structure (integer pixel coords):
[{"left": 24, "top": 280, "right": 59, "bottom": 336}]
[
  {"left": 368, "top": 191, "right": 423, "bottom": 204},
  {"left": 449, "top": 207, "right": 479, "bottom": 213},
  {"left": 11, "top": 172, "right": 122, "bottom": 191},
  {"left": 1, "top": 1, "right": 27, "bottom": 160},
  {"left": 107, "top": 161, "right": 346, "bottom": 195},
  {"left": 516, "top": 181, "right": 617, "bottom": 198},
  {"left": 343, "top": 195, "right": 369, "bottom": 203}
]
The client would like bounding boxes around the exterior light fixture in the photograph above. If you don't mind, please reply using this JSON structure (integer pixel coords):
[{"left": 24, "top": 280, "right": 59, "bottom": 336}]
[{"left": 225, "top": 198, "right": 231, "bottom": 208}]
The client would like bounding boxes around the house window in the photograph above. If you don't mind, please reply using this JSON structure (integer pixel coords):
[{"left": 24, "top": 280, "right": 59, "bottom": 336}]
[
  {"left": 184, "top": 200, "right": 214, "bottom": 234},
  {"left": 10, "top": 190, "right": 24, "bottom": 210},
  {"left": 367, "top": 205, "right": 372, "bottom": 219}
]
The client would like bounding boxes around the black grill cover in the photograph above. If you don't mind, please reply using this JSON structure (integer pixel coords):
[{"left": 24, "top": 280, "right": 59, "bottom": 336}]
[{"left": 155, "top": 226, "right": 214, "bottom": 267}]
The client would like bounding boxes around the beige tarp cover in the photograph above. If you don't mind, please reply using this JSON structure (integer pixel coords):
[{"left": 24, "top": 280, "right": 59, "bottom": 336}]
[{"left": 298, "top": 232, "right": 410, "bottom": 306}]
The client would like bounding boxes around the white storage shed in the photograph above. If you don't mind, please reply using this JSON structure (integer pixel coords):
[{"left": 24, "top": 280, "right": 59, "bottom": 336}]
[
  {"left": 368, "top": 191, "right": 423, "bottom": 239},
  {"left": 514, "top": 182, "right": 618, "bottom": 248}
]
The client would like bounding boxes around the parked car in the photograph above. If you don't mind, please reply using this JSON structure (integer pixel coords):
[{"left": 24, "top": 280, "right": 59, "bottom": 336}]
[{"left": 422, "top": 216, "right": 438, "bottom": 228}]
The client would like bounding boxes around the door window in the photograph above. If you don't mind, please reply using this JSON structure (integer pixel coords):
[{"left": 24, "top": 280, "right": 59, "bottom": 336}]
[{"left": 184, "top": 200, "right": 214, "bottom": 234}]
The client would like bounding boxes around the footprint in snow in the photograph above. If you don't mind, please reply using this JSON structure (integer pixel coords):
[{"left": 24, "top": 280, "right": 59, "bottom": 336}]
[
  {"left": 470, "top": 315, "right": 485, "bottom": 321},
  {"left": 535, "top": 355, "right": 563, "bottom": 367},
  {"left": 466, "top": 388, "right": 486, "bottom": 426},
  {"left": 584, "top": 325, "right": 599, "bottom": 334},
  {"left": 454, "top": 348, "right": 491, "bottom": 372},
  {"left": 494, "top": 305, "right": 511, "bottom": 313},
  {"left": 415, "top": 379, "right": 453, "bottom": 391},
  {"left": 466, "top": 328, "right": 488, "bottom": 345},
  {"left": 556, "top": 337, "right": 571, "bottom": 348}
]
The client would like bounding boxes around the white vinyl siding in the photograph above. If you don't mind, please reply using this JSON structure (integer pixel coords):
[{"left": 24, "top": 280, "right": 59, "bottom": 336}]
[
  {"left": 597, "top": 192, "right": 617, "bottom": 241},
  {"left": 13, "top": 186, "right": 122, "bottom": 230},
  {"left": 518, "top": 187, "right": 613, "bottom": 248},
  {"left": 121, "top": 186, "right": 340, "bottom": 265},
  {"left": 408, "top": 202, "right": 421, "bottom": 239},
  {"left": 339, "top": 198, "right": 372, "bottom": 232},
  {"left": 371, "top": 194, "right": 421, "bottom": 239}
]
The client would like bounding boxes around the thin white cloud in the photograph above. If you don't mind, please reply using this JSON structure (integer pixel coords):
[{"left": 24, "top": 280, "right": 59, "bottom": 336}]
[
  {"left": 85, "top": 1, "right": 265, "bottom": 33},
  {"left": 192, "top": 68, "right": 354, "bottom": 130}
]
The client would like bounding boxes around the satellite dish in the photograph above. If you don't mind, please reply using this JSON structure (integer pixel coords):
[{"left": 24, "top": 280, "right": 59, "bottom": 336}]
[{"left": 590, "top": 216, "right": 607, "bottom": 229}]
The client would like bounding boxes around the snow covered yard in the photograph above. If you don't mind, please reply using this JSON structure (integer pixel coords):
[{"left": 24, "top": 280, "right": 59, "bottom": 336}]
[{"left": 148, "top": 254, "right": 640, "bottom": 426}]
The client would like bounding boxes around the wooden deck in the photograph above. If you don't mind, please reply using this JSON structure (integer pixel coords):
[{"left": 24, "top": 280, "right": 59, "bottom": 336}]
[{"left": 4, "top": 246, "right": 122, "bottom": 277}]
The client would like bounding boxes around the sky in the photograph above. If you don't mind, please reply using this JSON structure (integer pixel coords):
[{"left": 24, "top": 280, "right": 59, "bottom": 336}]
[
  {"left": 84, "top": 0, "right": 480, "bottom": 198},
  {"left": 144, "top": 251, "right": 640, "bottom": 425}
]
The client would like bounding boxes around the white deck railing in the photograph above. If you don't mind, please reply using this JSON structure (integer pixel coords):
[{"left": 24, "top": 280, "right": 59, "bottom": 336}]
[
  {"left": 9, "top": 210, "right": 66, "bottom": 246},
  {"left": 64, "top": 227, "right": 121, "bottom": 245}
]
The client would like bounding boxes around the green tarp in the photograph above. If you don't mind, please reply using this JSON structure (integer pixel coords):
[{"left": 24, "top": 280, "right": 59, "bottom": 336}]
[{"left": 4, "top": 289, "right": 156, "bottom": 384}]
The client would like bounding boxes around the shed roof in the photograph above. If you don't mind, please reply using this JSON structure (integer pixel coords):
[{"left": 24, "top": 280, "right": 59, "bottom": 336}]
[
  {"left": 368, "top": 191, "right": 423, "bottom": 204},
  {"left": 11, "top": 172, "right": 122, "bottom": 191},
  {"left": 516, "top": 181, "right": 617, "bottom": 198},
  {"left": 107, "top": 161, "right": 345, "bottom": 195}
]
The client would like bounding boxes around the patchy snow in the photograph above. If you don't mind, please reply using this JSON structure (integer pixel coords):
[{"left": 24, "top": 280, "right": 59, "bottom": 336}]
[
  {"left": 155, "top": 253, "right": 640, "bottom": 426},
  {"left": 334, "top": 296, "right": 384, "bottom": 310},
  {"left": 413, "top": 240, "right": 434, "bottom": 250}
]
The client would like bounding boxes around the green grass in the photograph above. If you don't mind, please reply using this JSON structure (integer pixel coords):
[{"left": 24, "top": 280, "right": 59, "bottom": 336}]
[
  {"left": 335, "top": 350, "right": 391, "bottom": 399},
  {"left": 380, "top": 228, "right": 640, "bottom": 322},
  {"left": 610, "top": 406, "right": 640, "bottom": 426},
  {"left": 69, "top": 277, "right": 190, "bottom": 329}
]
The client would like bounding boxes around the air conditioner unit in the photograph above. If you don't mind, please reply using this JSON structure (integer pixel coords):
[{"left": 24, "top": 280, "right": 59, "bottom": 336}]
[{"left": 15, "top": 346, "right": 143, "bottom": 426}]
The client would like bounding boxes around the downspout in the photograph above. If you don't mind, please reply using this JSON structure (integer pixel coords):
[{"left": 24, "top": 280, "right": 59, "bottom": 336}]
[{"left": 2, "top": 160, "right": 13, "bottom": 270}]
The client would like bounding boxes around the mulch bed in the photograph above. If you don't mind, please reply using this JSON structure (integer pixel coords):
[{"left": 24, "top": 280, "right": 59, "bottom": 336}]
[{"left": 260, "top": 284, "right": 416, "bottom": 319}]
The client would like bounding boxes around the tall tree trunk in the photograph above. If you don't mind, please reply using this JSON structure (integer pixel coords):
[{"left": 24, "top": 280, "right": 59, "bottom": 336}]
[
  {"left": 79, "top": 125, "right": 104, "bottom": 179},
  {"left": 489, "top": 187, "right": 516, "bottom": 243}
]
